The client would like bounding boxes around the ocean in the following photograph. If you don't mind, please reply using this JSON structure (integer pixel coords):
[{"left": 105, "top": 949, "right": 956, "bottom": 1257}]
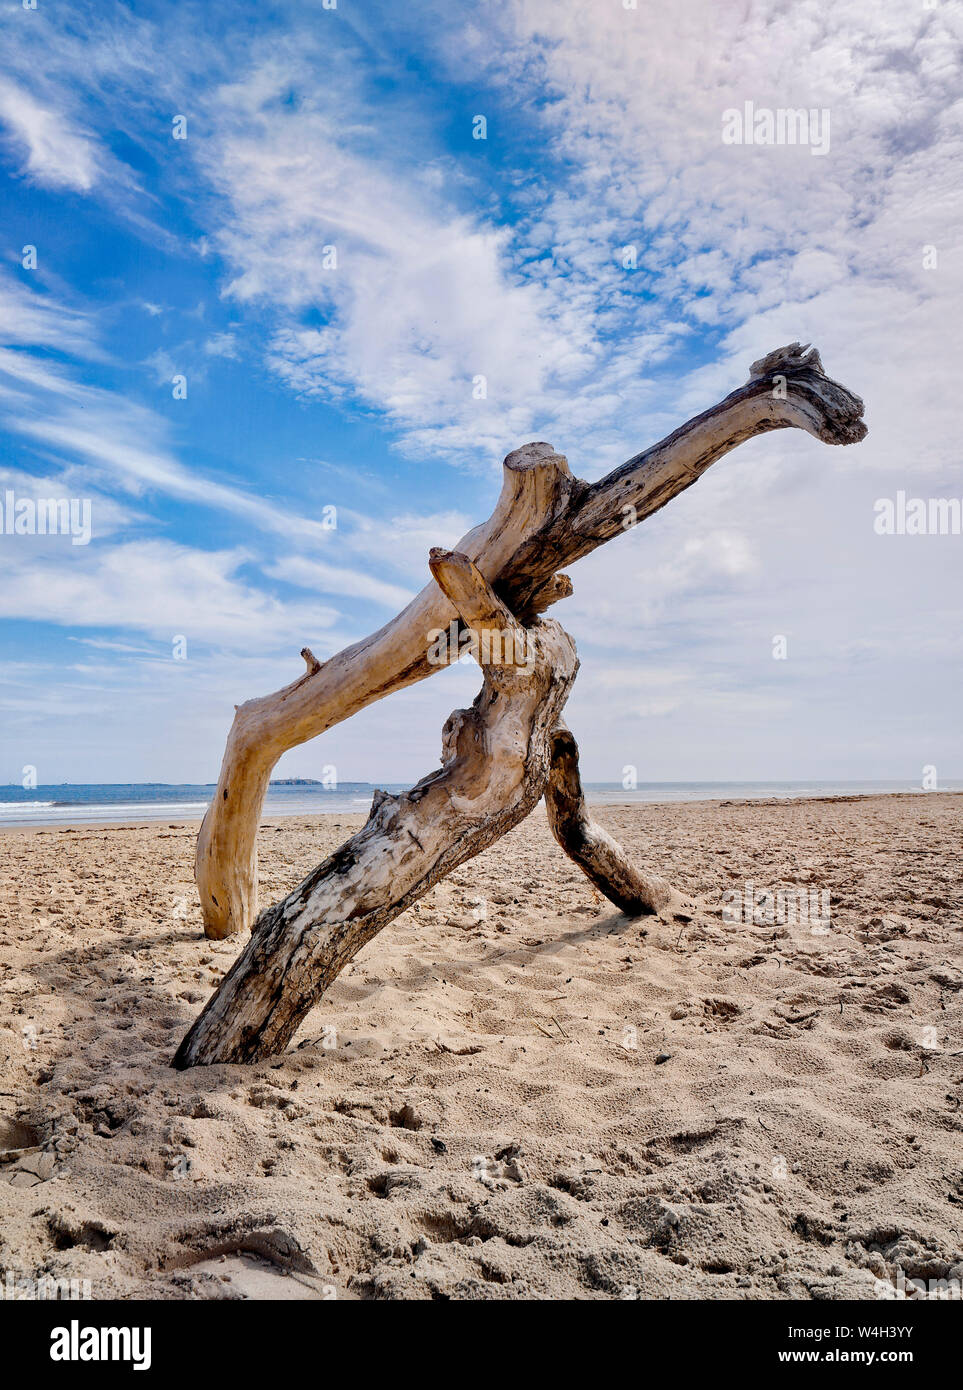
[{"left": 0, "top": 779, "right": 957, "bottom": 829}]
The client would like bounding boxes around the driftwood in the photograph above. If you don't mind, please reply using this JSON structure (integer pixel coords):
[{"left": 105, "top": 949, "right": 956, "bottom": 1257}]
[
  {"left": 195, "top": 441, "right": 577, "bottom": 939},
  {"left": 174, "top": 343, "right": 865, "bottom": 1067},
  {"left": 545, "top": 726, "right": 695, "bottom": 919},
  {"left": 173, "top": 552, "right": 578, "bottom": 1066},
  {"left": 196, "top": 344, "right": 865, "bottom": 939}
]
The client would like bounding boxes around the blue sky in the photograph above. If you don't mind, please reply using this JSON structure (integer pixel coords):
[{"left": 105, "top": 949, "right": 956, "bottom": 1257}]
[{"left": 1, "top": 0, "right": 961, "bottom": 785}]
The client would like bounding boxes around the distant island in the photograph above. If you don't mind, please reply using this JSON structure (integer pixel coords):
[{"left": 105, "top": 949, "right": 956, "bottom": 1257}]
[{"left": 268, "top": 778, "right": 374, "bottom": 788}]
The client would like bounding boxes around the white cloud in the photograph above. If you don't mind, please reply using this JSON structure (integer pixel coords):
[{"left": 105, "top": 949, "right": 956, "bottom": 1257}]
[
  {"left": 0, "top": 78, "right": 100, "bottom": 191},
  {"left": 194, "top": 58, "right": 604, "bottom": 465},
  {"left": 459, "top": 0, "right": 963, "bottom": 477},
  {"left": 0, "top": 538, "right": 341, "bottom": 648},
  {"left": 156, "top": 0, "right": 959, "bottom": 496},
  {"left": 0, "top": 466, "right": 140, "bottom": 539},
  {"left": 343, "top": 510, "right": 474, "bottom": 584},
  {"left": 0, "top": 273, "right": 95, "bottom": 360},
  {"left": 0, "top": 277, "right": 343, "bottom": 548},
  {"left": 267, "top": 555, "right": 413, "bottom": 610},
  {"left": 204, "top": 331, "right": 239, "bottom": 359},
  {"left": 8, "top": 402, "right": 335, "bottom": 544}
]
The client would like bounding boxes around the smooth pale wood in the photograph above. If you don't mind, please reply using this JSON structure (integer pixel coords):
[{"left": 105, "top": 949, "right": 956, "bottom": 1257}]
[
  {"left": 173, "top": 553, "right": 579, "bottom": 1066},
  {"left": 196, "top": 344, "right": 866, "bottom": 937},
  {"left": 545, "top": 726, "right": 695, "bottom": 919},
  {"left": 195, "top": 442, "right": 577, "bottom": 938}
]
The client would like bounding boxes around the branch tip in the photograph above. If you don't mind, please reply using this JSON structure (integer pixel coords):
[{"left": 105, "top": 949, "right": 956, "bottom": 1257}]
[{"left": 748, "top": 341, "right": 825, "bottom": 380}]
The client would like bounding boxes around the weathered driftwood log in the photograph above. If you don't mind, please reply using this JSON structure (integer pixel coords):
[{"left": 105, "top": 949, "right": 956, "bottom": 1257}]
[
  {"left": 196, "top": 442, "right": 577, "bottom": 938},
  {"left": 545, "top": 726, "right": 695, "bottom": 919},
  {"left": 173, "top": 551, "right": 578, "bottom": 1066},
  {"left": 196, "top": 343, "right": 866, "bottom": 938}
]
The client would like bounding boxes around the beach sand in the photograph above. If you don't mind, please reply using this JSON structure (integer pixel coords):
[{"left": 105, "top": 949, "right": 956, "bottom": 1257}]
[{"left": 1, "top": 793, "right": 961, "bottom": 1301}]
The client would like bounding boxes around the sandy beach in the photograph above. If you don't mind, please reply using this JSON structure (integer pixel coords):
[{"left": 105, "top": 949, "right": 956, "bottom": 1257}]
[{"left": 1, "top": 793, "right": 961, "bottom": 1301}]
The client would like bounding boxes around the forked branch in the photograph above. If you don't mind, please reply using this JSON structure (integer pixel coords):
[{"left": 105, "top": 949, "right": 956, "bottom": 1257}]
[
  {"left": 196, "top": 345, "right": 866, "bottom": 938},
  {"left": 174, "top": 552, "right": 578, "bottom": 1066}
]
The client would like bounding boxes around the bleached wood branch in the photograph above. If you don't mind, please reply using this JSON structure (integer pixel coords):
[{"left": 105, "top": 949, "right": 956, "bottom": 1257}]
[
  {"left": 545, "top": 725, "right": 696, "bottom": 919},
  {"left": 174, "top": 552, "right": 578, "bottom": 1065},
  {"left": 196, "top": 344, "right": 865, "bottom": 938}
]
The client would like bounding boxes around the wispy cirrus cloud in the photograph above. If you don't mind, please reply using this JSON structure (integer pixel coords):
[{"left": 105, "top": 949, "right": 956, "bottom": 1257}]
[
  {"left": 0, "top": 537, "right": 341, "bottom": 648},
  {"left": 0, "top": 274, "right": 97, "bottom": 361},
  {"left": 0, "top": 77, "right": 101, "bottom": 191},
  {"left": 266, "top": 556, "right": 413, "bottom": 611},
  {"left": 0, "top": 273, "right": 341, "bottom": 547}
]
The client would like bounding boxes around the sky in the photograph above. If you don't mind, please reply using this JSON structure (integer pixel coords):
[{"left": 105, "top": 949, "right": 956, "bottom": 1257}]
[{"left": 0, "top": 0, "right": 961, "bottom": 787}]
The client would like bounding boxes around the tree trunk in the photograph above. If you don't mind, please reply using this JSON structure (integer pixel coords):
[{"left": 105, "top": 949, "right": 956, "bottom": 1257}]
[
  {"left": 545, "top": 726, "right": 695, "bottom": 919},
  {"left": 195, "top": 344, "right": 866, "bottom": 938},
  {"left": 173, "top": 551, "right": 578, "bottom": 1066}
]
